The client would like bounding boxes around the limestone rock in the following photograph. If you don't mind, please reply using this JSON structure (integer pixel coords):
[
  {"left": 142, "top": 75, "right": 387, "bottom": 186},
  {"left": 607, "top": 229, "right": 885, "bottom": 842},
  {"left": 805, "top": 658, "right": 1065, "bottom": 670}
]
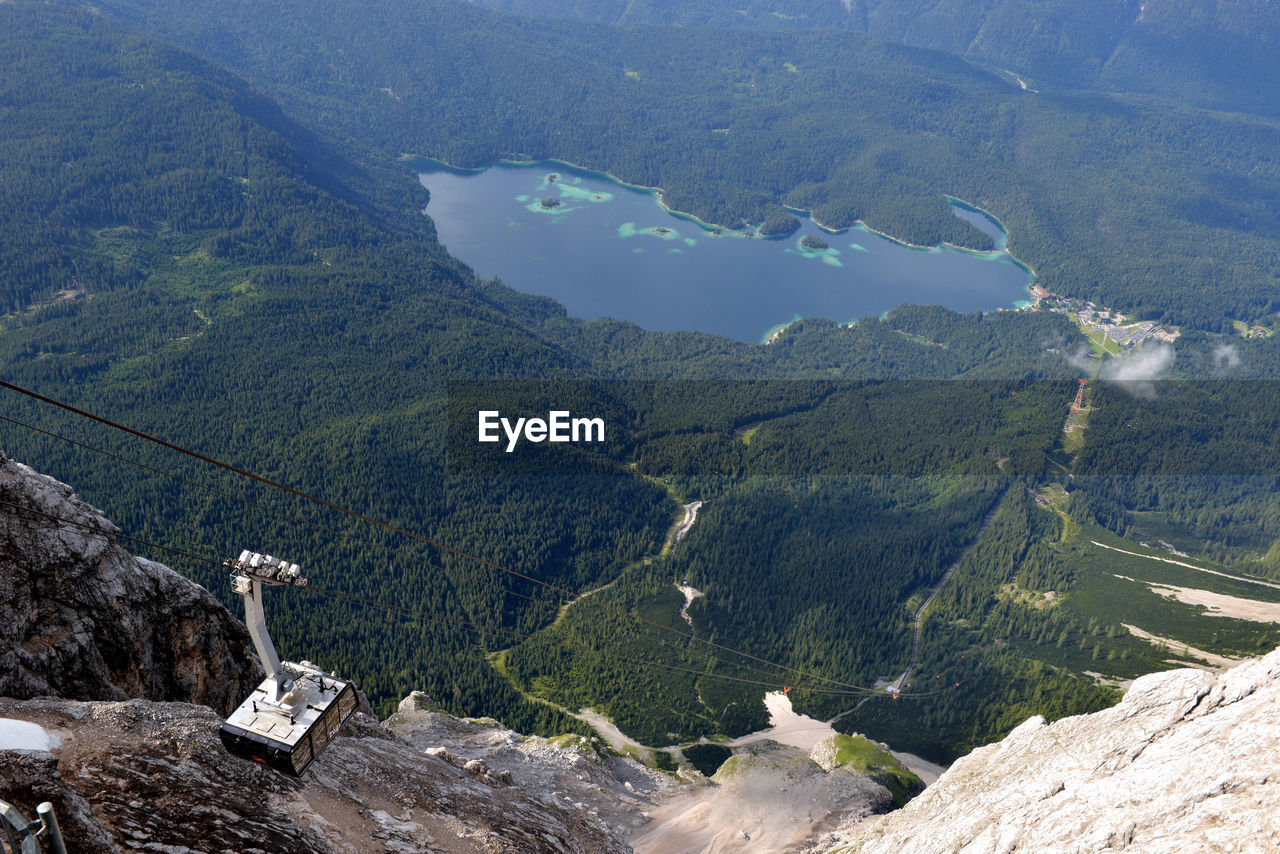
[
  {"left": 630, "top": 739, "right": 892, "bottom": 853},
  {"left": 0, "top": 696, "right": 629, "bottom": 853},
  {"left": 0, "top": 451, "right": 261, "bottom": 714},
  {"left": 831, "top": 648, "right": 1280, "bottom": 853},
  {"left": 386, "top": 691, "right": 677, "bottom": 840}
]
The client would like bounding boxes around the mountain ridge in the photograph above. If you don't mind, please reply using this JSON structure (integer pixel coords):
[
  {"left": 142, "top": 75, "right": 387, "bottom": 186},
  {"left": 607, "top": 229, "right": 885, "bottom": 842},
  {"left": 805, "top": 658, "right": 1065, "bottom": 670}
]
[
  {"left": 467, "top": 0, "right": 1280, "bottom": 119},
  {"left": 822, "top": 644, "right": 1280, "bottom": 851},
  {"left": 0, "top": 448, "right": 260, "bottom": 715}
]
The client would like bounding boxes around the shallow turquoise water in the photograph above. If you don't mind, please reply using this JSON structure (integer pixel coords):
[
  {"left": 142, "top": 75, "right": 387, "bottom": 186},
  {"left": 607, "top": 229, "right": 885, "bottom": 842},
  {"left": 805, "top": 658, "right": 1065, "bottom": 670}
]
[{"left": 415, "top": 159, "right": 1033, "bottom": 343}]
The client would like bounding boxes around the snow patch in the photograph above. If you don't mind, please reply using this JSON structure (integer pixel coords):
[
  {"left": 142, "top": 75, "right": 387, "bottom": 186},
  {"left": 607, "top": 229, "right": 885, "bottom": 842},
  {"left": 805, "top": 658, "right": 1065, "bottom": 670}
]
[{"left": 0, "top": 718, "right": 61, "bottom": 752}]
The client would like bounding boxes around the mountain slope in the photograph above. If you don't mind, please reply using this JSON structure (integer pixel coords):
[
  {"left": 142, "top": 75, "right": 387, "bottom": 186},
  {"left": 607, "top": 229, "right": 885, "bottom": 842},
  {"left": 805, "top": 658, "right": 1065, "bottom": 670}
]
[
  {"left": 0, "top": 455, "right": 897, "bottom": 854},
  {"left": 0, "top": 0, "right": 1097, "bottom": 757},
  {"left": 0, "top": 450, "right": 259, "bottom": 714},
  {"left": 0, "top": 2, "right": 673, "bottom": 736},
  {"left": 7, "top": 0, "right": 1280, "bottom": 775},
  {"left": 824, "top": 646, "right": 1280, "bottom": 852},
  {"left": 864, "top": 0, "right": 1280, "bottom": 119},
  {"left": 469, "top": 0, "right": 1280, "bottom": 119},
  {"left": 66, "top": 0, "right": 1280, "bottom": 327}
]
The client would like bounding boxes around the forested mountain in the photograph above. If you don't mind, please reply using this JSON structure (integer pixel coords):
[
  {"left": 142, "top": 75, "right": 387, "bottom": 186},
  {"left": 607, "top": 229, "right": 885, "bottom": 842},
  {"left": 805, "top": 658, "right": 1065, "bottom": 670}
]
[
  {"left": 0, "top": 3, "right": 1091, "bottom": 753},
  {"left": 6, "top": 0, "right": 1280, "bottom": 769},
  {"left": 471, "top": 0, "right": 1280, "bottom": 119},
  {"left": 62, "top": 0, "right": 1280, "bottom": 330},
  {"left": 0, "top": 2, "right": 643, "bottom": 736}
]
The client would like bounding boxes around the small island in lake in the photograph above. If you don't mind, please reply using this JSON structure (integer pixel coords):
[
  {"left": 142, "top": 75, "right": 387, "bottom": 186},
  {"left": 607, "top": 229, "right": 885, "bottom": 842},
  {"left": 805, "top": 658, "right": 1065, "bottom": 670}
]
[
  {"left": 546, "top": 173, "right": 559, "bottom": 183},
  {"left": 539, "top": 197, "right": 562, "bottom": 208},
  {"left": 801, "top": 235, "right": 829, "bottom": 250},
  {"left": 759, "top": 210, "right": 801, "bottom": 238}
]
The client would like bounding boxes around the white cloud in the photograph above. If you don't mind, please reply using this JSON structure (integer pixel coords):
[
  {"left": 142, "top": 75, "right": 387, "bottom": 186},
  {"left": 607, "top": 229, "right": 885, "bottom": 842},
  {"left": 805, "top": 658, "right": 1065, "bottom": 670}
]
[
  {"left": 1063, "top": 342, "right": 1094, "bottom": 375},
  {"left": 1212, "top": 343, "right": 1242, "bottom": 373},
  {"left": 1100, "top": 343, "right": 1175, "bottom": 398}
]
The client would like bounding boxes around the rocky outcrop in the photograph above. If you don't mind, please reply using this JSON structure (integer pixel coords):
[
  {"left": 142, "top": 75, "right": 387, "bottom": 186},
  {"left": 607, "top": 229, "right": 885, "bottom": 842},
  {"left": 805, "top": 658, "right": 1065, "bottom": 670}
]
[
  {"left": 828, "top": 647, "right": 1280, "bottom": 853},
  {"left": 0, "top": 741, "right": 116, "bottom": 853},
  {"left": 630, "top": 739, "right": 894, "bottom": 854},
  {"left": 0, "top": 696, "right": 630, "bottom": 853},
  {"left": 386, "top": 692, "right": 678, "bottom": 842},
  {"left": 0, "top": 451, "right": 260, "bottom": 715},
  {"left": 385, "top": 695, "right": 909, "bottom": 854}
]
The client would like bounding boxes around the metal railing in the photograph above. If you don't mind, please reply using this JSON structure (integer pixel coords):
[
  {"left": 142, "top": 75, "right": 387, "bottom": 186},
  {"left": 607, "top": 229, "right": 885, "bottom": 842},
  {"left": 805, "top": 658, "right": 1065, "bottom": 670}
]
[{"left": 0, "top": 801, "right": 65, "bottom": 854}]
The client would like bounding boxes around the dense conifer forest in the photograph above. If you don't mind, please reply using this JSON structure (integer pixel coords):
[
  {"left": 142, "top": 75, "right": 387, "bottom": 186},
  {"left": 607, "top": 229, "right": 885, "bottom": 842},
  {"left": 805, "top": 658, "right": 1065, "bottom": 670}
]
[
  {"left": 474, "top": 0, "right": 1280, "bottom": 120},
  {"left": 70, "top": 0, "right": 1280, "bottom": 329},
  {"left": 4, "top": 2, "right": 1280, "bottom": 764}
]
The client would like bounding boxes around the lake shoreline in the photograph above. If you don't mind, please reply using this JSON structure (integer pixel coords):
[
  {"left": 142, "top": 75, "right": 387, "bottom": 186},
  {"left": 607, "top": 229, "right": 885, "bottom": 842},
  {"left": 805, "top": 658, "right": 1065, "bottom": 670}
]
[
  {"left": 403, "top": 152, "right": 740, "bottom": 236},
  {"left": 786, "top": 197, "right": 1038, "bottom": 284},
  {"left": 401, "top": 152, "right": 1038, "bottom": 288},
  {"left": 407, "top": 154, "right": 1037, "bottom": 340}
]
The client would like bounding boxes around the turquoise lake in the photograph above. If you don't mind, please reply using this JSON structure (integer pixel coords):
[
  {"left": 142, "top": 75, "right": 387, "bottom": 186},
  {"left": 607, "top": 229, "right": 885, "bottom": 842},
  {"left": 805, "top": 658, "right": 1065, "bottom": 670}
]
[{"left": 414, "top": 159, "right": 1034, "bottom": 343}]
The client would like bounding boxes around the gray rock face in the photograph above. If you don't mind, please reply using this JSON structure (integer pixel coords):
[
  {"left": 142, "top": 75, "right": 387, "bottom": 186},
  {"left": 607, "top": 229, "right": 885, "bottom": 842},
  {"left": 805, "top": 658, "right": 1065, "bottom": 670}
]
[
  {"left": 0, "top": 742, "right": 116, "bottom": 853},
  {"left": 832, "top": 647, "right": 1280, "bottom": 853},
  {"left": 0, "top": 696, "right": 630, "bottom": 854},
  {"left": 633, "top": 739, "right": 892, "bottom": 854},
  {"left": 0, "top": 451, "right": 261, "bottom": 715},
  {"left": 387, "top": 692, "right": 678, "bottom": 846}
]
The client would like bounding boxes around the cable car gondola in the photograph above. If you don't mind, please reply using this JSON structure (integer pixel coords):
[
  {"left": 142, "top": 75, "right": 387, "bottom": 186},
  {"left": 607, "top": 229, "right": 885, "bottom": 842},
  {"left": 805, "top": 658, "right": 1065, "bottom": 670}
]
[{"left": 219, "top": 551, "right": 358, "bottom": 776}]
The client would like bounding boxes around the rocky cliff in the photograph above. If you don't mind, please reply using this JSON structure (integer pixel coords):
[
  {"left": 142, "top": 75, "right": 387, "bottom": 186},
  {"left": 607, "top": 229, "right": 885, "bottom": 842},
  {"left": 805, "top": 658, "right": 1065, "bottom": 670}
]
[
  {"left": 823, "top": 648, "right": 1280, "bottom": 853},
  {"left": 0, "top": 695, "right": 637, "bottom": 853},
  {"left": 0, "top": 450, "right": 260, "bottom": 714}
]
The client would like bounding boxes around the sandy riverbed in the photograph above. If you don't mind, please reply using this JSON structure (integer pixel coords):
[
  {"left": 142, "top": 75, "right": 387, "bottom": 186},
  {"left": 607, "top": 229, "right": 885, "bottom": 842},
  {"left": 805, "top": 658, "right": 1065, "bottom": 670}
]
[
  {"left": 1114, "top": 574, "right": 1280, "bottom": 622},
  {"left": 1122, "top": 623, "right": 1247, "bottom": 670}
]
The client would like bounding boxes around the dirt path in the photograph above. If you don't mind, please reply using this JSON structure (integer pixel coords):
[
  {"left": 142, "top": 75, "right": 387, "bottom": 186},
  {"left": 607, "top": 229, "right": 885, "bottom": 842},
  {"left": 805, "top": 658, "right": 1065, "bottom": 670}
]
[
  {"left": 575, "top": 707, "right": 654, "bottom": 763},
  {"left": 1091, "top": 540, "right": 1280, "bottom": 591},
  {"left": 1121, "top": 623, "right": 1247, "bottom": 670},
  {"left": 556, "top": 497, "right": 706, "bottom": 629}
]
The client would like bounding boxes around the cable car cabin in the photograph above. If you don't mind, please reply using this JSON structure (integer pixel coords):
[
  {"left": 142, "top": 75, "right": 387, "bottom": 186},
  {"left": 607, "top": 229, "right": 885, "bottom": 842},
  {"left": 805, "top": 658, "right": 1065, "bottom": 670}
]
[
  {"left": 220, "top": 551, "right": 359, "bottom": 776},
  {"left": 220, "top": 665, "right": 357, "bottom": 776}
]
